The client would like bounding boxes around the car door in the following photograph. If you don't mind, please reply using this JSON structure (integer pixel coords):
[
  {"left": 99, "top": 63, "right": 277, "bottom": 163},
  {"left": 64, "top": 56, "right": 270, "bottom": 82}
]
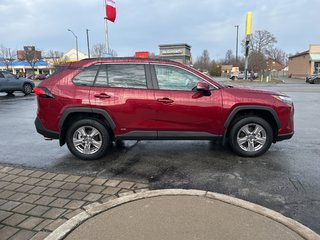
[
  {"left": 2, "top": 72, "right": 21, "bottom": 90},
  {"left": 89, "top": 63, "right": 157, "bottom": 138},
  {"left": 152, "top": 64, "right": 223, "bottom": 138}
]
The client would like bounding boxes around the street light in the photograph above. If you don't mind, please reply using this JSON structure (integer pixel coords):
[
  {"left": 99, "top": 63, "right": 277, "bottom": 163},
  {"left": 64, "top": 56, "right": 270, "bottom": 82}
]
[
  {"left": 234, "top": 25, "right": 239, "bottom": 67},
  {"left": 67, "top": 29, "right": 79, "bottom": 61}
]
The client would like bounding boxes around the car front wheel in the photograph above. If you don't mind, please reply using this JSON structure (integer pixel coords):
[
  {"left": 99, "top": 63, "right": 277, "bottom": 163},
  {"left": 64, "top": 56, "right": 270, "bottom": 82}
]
[
  {"left": 229, "top": 116, "right": 273, "bottom": 157},
  {"left": 66, "top": 119, "right": 111, "bottom": 160}
]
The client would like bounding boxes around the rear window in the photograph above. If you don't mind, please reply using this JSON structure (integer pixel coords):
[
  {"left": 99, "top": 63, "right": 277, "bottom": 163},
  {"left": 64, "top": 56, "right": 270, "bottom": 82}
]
[
  {"left": 94, "top": 64, "right": 147, "bottom": 89},
  {"left": 72, "top": 64, "right": 100, "bottom": 86}
]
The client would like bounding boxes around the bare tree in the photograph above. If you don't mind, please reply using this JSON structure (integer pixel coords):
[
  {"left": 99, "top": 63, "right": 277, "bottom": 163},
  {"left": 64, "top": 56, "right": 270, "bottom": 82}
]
[
  {"left": 248, "top": 51, "right": 267, "bottom": 73},
  {"left": 46, "top": 50, "right": 64, "bottom": 65},
  {"left": 20, "top": 47, "right": 42, "bottom": 75},
  {"left": 91, "top": 43, "right": 105, "bottom": 58},
  {"left": 193, "top": 49, "right": 211, "bottom": 71},
  {"left": 250, "top": 30, "right": 277, "bottom": 54},
  {"left": 0, "top": 44, "right": 16, "bottom": 70},
  {"left": 265, "top": 47, "right": 288, "bottom": 65},
  {"left": 224, "top": 49, "right": 234, "bottom": 65},
  {"left": 91, "top": 43, "right": 117, "bottom": 58}
]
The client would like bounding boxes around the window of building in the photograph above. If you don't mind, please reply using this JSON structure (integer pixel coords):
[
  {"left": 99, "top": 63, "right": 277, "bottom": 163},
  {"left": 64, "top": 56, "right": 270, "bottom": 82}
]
[
  {"left": 73, "top": 64, "right": 100, "bottom": 86},
  {"left": 95, "top": 64, "right": 147, "bottom": 89}
]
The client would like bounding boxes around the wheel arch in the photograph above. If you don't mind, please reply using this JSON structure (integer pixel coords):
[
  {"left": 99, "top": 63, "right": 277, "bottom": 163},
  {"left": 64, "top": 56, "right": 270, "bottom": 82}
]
[
  {"left": 58, "top": 108, "right": 116, "bottom": 146},
  {"left": 223, "top": 106, "right": 281, "bottom": 143}
]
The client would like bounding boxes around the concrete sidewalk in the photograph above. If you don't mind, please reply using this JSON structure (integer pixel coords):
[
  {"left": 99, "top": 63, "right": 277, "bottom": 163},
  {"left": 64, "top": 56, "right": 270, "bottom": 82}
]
[{"left": 46, "top": 190, "right": 320, "bottom": 240}]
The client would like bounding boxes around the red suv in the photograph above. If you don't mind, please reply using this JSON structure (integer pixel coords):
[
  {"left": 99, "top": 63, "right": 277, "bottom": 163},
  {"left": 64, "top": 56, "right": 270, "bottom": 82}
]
[{"left": 34, "top": 58, "right": 294, "bottom": 160}]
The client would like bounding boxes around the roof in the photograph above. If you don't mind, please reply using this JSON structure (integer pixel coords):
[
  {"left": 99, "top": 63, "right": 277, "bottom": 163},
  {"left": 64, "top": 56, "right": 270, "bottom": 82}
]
[
  {"left": 0, "top": 60, "right": 49, "bottom": 67},
  {"left": 310, "top": 53, "right": 320, "bottom": 61},
  {"left": 159, "top": 43, "right": 191, "bottom": 48},
  {"left": 60, "top": 57, "right": 222, "bottom": 88},
  {"left": 289, "top": 51, "right": 309, "bottom": 59}
]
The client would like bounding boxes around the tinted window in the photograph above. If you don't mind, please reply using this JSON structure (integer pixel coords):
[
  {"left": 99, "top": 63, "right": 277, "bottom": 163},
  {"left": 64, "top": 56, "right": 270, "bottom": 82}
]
[
  {"left": 95, "top": 64, "right": 147, "bottom": 89},
  {"left": 73, "top": 64, "right": 100, "bottom": 86},
  {"left": 155, "top": 65, "right": 203, "bottom": 91},
  {"left": 2, "top": 72, "right": 16, "bottom": 79},
  {"left": 0, "top": 72, "right": 4, "bottom": 78}
]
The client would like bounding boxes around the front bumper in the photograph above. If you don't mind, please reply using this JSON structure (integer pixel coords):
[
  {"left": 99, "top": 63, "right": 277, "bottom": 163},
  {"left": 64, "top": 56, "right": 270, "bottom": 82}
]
[{"left": 35, "top": 117, "right": 59, "bottom": 139}]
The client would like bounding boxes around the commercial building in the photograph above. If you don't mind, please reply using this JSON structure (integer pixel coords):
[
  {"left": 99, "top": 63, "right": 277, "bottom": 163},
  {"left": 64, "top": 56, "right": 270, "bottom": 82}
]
[
  {"left": 0, "top": 48, "right": 88, "bottom": 75},
  {"left": 17, "top": 46, "right": 42, "bottom": 61},
  {"left": 0, "top": 60, "right": 53, "bottom": 75},
  {"left": 288, "top": 44, "right": 320, "bottom": 78},
  {"left": 159, "top": 44, "right": 192, "bottom": 65}
]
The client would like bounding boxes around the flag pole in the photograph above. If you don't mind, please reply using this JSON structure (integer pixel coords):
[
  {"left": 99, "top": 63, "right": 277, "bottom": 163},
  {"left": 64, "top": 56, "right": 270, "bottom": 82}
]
[{"left": 104, "top": 0, "right": 110, "bottom": 54}]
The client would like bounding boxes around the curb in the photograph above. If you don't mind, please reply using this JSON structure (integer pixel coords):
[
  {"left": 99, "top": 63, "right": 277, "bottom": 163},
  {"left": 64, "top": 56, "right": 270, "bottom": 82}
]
[{"left": 45, "top": 189, "right": 320, "bottom": 240}]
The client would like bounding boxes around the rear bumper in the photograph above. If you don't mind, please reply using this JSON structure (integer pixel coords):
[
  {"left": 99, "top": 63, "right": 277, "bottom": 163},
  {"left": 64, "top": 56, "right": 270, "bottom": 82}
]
[
  {"left": 35, "top": 117, "right": 59, "bottom": 139},
  {"left": 276, "top": 132, "right": 294, "bottom": 141}
]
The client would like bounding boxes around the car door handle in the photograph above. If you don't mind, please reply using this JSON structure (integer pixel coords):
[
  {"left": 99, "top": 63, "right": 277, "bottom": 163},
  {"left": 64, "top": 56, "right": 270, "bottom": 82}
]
[
  {"left": 94, "top": 93, "right": 111, "bottom": 99},
  {"left": 157, "top": 98, "right": 174, "bottom": 104}
]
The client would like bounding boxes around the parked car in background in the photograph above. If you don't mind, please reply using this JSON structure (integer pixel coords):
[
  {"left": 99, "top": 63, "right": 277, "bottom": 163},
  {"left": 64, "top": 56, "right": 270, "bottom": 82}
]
[
  {"left": 306, "top": 74, "right": 320, "bottom": 84},
  {"left": 34, "top": 58, "right": 294, "bottom": 160},
  {"left": 230, "top": 72, "right": 244, "bottom": 80},
  {"left": 35, "top": 74, "right": 47, "bottom": 80},
  {"left": 26, "top": 73, "right": 35, "bottom": 80},
  {"left": 0, "top": 71, "right": 35, "bottom": 95}
]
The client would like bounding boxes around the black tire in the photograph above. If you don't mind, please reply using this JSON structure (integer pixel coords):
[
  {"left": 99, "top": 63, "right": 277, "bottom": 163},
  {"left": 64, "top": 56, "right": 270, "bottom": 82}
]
[
  {"left": 229, "top": 116, "right": 273, "bottom": 157},
  {"left": 23, "top": 83, "right": 33, "bottom": 95},
  {"left": 6, "top": 91, "right": 14, "bottom": 95},
  {"left": 66, "top": 119, "right": 111, "bottom": 160}
]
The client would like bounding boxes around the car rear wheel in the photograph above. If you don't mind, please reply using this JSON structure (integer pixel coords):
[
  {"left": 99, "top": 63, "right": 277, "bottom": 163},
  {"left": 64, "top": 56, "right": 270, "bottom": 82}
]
[
  {"left": 66, "top": 119, "right": 111, "bottom": 160},
  {"left": 23, "top": 83, "right": 33, "bottom": 95},
  {"left": 229, "top": 116, "right": 273, "bottom": 157}
]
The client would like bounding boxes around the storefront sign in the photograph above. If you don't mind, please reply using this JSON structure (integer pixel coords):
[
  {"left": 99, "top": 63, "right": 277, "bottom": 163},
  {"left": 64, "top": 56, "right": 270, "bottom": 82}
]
[{"left": 161, "top": 49, "right": 184, "bottom": 55}]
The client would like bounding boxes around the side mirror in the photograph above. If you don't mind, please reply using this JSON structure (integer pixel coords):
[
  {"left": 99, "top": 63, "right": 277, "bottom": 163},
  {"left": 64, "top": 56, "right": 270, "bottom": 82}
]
[
  {"left": 196, "top": 82, "right": 210, "bottom": 91},
  {"left": 195, "top": 82, "right": 211, "bottom": 96}
]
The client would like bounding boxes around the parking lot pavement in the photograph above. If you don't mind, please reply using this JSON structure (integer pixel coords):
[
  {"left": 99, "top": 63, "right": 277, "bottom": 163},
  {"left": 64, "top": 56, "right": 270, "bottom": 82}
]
[{"left": 0, "top": 165, "right": 149, "bottom": 240}]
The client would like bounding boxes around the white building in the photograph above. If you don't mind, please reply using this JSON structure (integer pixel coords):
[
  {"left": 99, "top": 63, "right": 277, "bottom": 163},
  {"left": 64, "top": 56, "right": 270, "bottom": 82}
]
[{"left": 62, "top": 49, "right": 88, "bottom": 62}]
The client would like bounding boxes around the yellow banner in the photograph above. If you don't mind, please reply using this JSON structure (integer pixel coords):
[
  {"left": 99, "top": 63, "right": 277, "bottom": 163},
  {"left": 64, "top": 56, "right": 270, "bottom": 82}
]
[{"left": 246, "top": 12, "right": 252, "bottom": 36}]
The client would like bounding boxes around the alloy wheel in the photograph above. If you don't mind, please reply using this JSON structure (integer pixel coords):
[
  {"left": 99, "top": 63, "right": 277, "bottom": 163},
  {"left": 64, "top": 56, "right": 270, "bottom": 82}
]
[
  {"left": 236, "top": 123, "right": 267, "bottom": 152},
  {"left": 72, "top": 126, "right": 103, "bottom": 155}
]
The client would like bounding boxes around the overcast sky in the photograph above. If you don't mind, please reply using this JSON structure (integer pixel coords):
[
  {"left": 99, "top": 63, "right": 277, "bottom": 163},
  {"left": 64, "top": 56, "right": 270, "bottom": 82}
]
[{"left": 0, "top": 0, "right": 319, "bottom": 59}]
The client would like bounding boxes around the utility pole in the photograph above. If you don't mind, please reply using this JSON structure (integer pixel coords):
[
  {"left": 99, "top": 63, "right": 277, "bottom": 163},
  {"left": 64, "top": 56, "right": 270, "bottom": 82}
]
[
  {"left": 86, "top": 29, "right": 91, "bottom": 58},
  {"left": 234, "top": 25, "right": 239, "bottom": 67}
]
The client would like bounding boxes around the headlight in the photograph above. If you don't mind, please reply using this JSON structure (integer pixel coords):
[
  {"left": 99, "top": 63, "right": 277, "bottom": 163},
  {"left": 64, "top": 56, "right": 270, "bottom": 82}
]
[{"left": 273, "top": 95, "right": 293, "bottom": 105}]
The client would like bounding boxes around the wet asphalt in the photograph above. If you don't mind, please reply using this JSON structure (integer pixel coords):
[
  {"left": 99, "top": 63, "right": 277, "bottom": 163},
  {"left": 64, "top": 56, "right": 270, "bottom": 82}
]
[{"left": 0, "top": 81, "right": 320, "bottom": 234}]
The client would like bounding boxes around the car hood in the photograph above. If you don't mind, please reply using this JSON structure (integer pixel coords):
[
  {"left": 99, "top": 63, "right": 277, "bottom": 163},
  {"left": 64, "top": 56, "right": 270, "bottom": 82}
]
[{"left": 221, "top": 83, "right": 287, "bottom": 96}]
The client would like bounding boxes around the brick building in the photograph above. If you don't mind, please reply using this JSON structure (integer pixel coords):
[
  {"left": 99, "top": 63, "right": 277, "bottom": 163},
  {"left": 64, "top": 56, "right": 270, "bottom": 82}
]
[
  {"left": 288, "top": 44, "right": 320, "bottom": 78},
  {"left": 266, "top": 58, "right": 284, "bottom": 71}
]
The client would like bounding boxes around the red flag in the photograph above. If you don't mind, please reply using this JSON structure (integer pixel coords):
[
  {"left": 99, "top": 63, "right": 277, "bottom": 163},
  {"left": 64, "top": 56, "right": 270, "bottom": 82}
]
[{"left": 106, "top": 0, "right": 116, "bottom": 23}]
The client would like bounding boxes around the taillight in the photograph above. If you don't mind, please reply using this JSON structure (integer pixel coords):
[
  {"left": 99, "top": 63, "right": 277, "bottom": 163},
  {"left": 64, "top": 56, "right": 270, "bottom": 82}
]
[{"left": 34, "top": 87, "right": 53, "bottom": 98}]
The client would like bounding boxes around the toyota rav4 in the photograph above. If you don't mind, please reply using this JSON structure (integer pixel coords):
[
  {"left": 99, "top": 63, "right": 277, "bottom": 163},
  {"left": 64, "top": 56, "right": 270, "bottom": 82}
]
[{"left": 34, "top": 58, "right": 294, "bottom": 160}]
